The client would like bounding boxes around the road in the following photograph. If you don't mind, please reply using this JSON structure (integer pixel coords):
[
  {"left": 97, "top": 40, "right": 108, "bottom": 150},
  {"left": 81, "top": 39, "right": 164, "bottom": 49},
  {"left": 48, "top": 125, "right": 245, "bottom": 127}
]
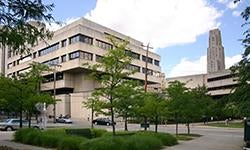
[{"left": 0, "top": 122, "right": 244, "bottom": 150}]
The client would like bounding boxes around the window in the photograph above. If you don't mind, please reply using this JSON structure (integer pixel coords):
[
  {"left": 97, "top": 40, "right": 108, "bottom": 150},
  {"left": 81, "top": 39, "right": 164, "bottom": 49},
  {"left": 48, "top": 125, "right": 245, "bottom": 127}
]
[
  {"left": 7, "top": 50, "right": 11, "bottom": 58},
  {"left": 126, "top": 64, "right": 140, "bottom": 72},
  {"left": 17, "top": 55, "right": 32, "bottom": 64},
  {"left": 81, "top": 51, "right": 93, "bottom": 60},
  {"left": 43, "top": 72, "right": 64, "bottom": 83},
  {"left": 69, "top": 34, "right": 93, "bottom": 45},
  {"left": 96, "top": 55, "right": 103, "bottom": 62},
  {"left": 69, "top": 51, "right": 80, "bottom": 60},
  {"left": 7, "top": 63, "right": 13, "bottom": 69},
  {"left": 61, "top": 55, "right": 66, "bottom": 62},
  {"left": 61, "top": 39, "right": 67, "bottom": 47},
  {"left": 154, "top": 60, "right": 160, "bottom": 66},
  {"left": 43, "top": 57, "right": 59, "bottom": 66},
  {"left": 33, "top": 52, "right": 37, "bottom": 58},
  {"left": 142, "top": 55, "right": 153, "bottom": 64},
  {"left": 142, "top": 68, "right": 153, "bottom": 76},
  {"left": 38, "top": 43, "right": 59, "bottom": 56},
  {"left": 96, "top": 39, "right": 113, "bottom": 50},
  {"left": 69, "top": 51, "right": 93, "bottom": 61},
  {"left": 125, "top": 50, "right": 140, "bottom": 60}
]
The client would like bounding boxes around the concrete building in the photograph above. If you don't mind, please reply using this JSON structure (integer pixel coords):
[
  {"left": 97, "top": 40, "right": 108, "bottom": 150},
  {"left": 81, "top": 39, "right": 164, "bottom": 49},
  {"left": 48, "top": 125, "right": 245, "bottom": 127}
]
[
  {"left": 2, "top": 18, "right": 162, "bottom": 119},
  {"left": 207, "top": 29, "right": 225, "bottom": 73},
  {"left": 166, "top": 29, "right": 237, "bottom": 97}
]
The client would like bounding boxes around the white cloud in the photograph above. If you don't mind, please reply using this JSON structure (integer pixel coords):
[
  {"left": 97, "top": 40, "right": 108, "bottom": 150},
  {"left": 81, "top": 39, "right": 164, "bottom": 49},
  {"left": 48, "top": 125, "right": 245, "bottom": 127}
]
[
  {"left": 227, "top": 1, "right": 240, "bottom": 10},
  {"left": 85, "top": 0, "right": 222, "bottom": 50},
  {"left": 232, "top": 10, "right": 241, "bottom": 17},
  {"left": 46, "top": 17, "right": 80, "bottom": 31},
  {"left": 167, "top": 54, "right": 242, "bottom": 77}
]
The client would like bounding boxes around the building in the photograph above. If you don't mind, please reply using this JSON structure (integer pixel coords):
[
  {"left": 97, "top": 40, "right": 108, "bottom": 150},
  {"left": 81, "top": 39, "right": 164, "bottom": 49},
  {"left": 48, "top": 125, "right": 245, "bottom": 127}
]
[
  {"left": 207, "top": 29, "right": 225, "bottom": 73},
  {"left": 166, "top": 29, "right": 237, "bottom": 98},
  {"left": 2, "top": 18, "right": 162, "bottom": 119}
]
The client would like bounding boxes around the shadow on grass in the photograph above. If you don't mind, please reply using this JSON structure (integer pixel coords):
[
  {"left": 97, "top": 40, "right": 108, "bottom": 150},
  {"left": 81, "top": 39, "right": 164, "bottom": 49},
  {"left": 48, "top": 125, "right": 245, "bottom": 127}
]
[{"left": 175, "top": 133, "right": 202, "bottom": 141}]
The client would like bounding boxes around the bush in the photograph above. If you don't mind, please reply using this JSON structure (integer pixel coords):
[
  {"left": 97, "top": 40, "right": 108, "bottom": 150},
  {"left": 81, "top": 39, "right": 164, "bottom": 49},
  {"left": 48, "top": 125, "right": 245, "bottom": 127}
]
[
  {"left": 90, "top": 128, "right": 107, "bottom": 138},
  {"left": 135, "top": 131, "right": 178, "bottom": 146},
  {"left": 57, "top": 136, "right": 87, "bottom": 150},
  {"left": 102, "top": 131, "right": 136, "bottom": 137},
  {"left": 14, "top": 128, "right": 39, "bottom": 143},
  {"left": 79, "top": 136, "right": 126, "bottom": 150},
  {"left": 65, "top": 128, "right": 92, "bottom": 138}
]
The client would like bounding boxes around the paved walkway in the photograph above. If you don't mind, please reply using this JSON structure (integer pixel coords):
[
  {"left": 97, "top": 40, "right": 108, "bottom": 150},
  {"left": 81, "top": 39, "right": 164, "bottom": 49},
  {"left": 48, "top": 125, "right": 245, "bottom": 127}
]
[{"left": 0, "top": 140, "right": 52, "bottom": 150}]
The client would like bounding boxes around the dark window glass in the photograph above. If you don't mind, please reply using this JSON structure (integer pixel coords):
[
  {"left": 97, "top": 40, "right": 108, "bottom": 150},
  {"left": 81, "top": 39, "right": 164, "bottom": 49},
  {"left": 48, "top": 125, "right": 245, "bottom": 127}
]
[
  {"left": 61, "top": 39, "right": 67, "bottom": 47},
  {"left": 61, "top": 55, "right": 66, "bottom": 62},
  {"left": 126, "top": 64, "right": 140, "bottom": 72},
  {"left": 142, "top": 55, "right": 153, "bottom": 64},
  {"left": 207, "top": 74, "right": 235, "bottom": 82},
  {"left": 125, "top": 50, "right": 140, "bottom": 60},
  {"left": 96, "top": 39, "right": 113, "bottom": 50},
  {"left": 69, "top": 34, "right": 93, "bottom": 45},
  {"left": 69, "top": 51, "right": 80, "bottom": 60},
  {"left": 142, "top": 68, "right": 153, "bottom": 76},
  {"left": 154, "top": 60, "right": 160, "bottom": 66},
  {"left": 43, "top": 72, "right": 64, "bottom": 83},
  {"left": 33, "top": 52, "right": 37, "bottom": 58},
  {"left": 96, "top": 55, "right": 103, "bottom": 62},
  {"left": 43, "top": 57, "right": 59, "bottom": 66},
  {"left": 80, "top": 51, "right": 93, "bottom": 60},
  {"left": 38, "top": 43, "right": 59, "bottom": 56}
]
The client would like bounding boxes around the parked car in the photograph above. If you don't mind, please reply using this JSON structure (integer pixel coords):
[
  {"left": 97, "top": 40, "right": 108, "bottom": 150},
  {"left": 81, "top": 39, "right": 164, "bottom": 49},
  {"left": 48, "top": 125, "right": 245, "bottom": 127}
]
[
  {"left": 0, "top": 119, "right": 39, "bottom": 131},
  {"left": 92, "top": 118, "right": 116, "bottom": 126},
  {"left": 56, "top": 116, "right": 73, "bottom": 124}
]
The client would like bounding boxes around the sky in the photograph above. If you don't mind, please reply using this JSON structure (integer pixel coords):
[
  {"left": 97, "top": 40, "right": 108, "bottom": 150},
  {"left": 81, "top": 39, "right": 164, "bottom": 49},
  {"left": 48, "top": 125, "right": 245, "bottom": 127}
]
[{"left": 44, "top": 0, "right": 248, "bottom": 78}]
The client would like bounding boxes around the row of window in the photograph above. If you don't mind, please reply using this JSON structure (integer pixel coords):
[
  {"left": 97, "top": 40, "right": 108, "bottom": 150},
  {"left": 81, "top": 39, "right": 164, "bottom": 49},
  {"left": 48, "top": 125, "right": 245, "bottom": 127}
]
[
  {"left": 39, "top": 43, "right": 59, "bottom": 56},
  {"left": 43, "top": 72, "right": 64, "bottom": 83},
  {"left": 208, "top": 84, "right": 238, "bottom": 91},
  {"left": 207, "top": 74, "right": 235, "bottom": 82}
]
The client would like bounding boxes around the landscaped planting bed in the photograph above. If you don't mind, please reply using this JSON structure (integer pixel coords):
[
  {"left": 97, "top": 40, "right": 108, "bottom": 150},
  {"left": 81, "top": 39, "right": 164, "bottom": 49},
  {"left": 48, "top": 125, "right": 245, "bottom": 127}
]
[{"left": 14, "top": 128, "right": 178, "bottom": 150}]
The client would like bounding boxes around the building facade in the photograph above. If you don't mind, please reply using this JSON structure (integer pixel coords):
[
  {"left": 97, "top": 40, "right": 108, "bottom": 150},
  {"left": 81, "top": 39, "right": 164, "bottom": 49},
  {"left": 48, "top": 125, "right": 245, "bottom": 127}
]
[
  {"left": 207, "top": 29, "right": 225, "bottom": 73},
  {"left": 3, "top": 18, "right": 162, "bottom": 119},
  {"left": 166, "top": 29, "right": 237, "bottom": 98}
]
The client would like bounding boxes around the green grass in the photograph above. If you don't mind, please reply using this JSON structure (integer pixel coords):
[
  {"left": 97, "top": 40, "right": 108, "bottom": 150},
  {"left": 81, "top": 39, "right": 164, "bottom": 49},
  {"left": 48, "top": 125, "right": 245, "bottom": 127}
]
[
  {"left": 207, "top": 122, "right": 244, "bottom": 128},
  {"left": 175, "top": 133, "right": 202, "bottom": 141}
]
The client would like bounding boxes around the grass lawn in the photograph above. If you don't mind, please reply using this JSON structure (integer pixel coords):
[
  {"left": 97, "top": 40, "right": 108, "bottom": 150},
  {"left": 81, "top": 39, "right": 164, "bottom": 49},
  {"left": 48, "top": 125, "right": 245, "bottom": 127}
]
[
  {"left": 175, "top": 133, "right": 202, "bottom": 141},
  {"left": 207, "top": 122, "right": 244, "bottom": 128}
]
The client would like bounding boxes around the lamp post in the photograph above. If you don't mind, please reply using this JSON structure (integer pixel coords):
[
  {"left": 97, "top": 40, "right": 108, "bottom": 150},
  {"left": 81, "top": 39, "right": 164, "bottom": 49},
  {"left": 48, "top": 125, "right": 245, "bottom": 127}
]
[{"left": 51, "top": 64, "right": 61, "bottom": 123}]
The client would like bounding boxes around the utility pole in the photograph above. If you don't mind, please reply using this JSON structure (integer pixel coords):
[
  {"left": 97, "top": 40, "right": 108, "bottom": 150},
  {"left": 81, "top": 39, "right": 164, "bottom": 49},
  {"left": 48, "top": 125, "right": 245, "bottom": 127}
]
[
  {"left": 51, "top": 64, "right": 61, "bottom": 123},
  {"left": 141, "top": 43, "right": 153, "bottom": 131}
]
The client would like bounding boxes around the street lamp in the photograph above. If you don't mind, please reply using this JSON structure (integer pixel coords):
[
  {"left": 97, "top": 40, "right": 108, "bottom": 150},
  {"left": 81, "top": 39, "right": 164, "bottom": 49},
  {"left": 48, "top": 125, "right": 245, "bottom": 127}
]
[{"left": 51, "top": 64, "right": 62, "bottom": 123}]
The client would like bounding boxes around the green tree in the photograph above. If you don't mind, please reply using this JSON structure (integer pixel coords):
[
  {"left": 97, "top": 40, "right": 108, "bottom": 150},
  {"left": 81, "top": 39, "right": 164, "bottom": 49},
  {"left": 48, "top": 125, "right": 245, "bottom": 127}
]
[
  {"left": 165, "top": 80, "right": 189, "bottom": 135},
  {"left": 139, "top": 92, "right": 168, "bottom": 133},
  {"left": 83, "top": 91, "right": 106, "bottom": 128},
  {"left": 113, "top": 80, "right": 143, "bottom": 131},
  {"left": 85, "top": 37, "right": 133, "bottom": 135},
  {"left": 0, "top": 0, "right": 56, "bottom": 54},
  {"left": 230, "top": 1, "right": 250, "bottom": 117}
]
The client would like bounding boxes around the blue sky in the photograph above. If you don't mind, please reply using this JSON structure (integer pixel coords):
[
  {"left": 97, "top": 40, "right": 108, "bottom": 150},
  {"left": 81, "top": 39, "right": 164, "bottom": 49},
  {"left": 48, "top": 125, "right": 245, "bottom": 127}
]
[{"left": 45, "top": 0, "right": 247, "bottom": 77}]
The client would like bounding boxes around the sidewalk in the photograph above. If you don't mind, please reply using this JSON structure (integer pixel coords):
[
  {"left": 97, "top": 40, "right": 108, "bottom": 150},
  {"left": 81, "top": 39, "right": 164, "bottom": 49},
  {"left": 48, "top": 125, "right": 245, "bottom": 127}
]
[{"left": 0, "top": 140, "right": 53, "bottom": 150}]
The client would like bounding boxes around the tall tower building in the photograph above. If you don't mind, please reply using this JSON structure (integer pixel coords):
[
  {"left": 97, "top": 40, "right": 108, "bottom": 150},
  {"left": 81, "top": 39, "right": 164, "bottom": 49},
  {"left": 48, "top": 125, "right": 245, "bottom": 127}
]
[{"left": 207, "top": 29, "right": 225, "bottom": 73}]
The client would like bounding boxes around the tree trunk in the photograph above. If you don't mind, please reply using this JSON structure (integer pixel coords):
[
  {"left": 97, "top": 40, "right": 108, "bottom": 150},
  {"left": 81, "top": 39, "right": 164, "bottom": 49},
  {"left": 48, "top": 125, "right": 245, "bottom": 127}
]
[
  {"left": 19, "top": 105, "right": 23, "bottom": 128},
  {"left": 28, "top": 112, "right": 32, "bottom": 128},
  {"left": 175, "top": 114, "right": 178, "bottom": 136},
  {"left": 91, "top": 106, "right": 94, "bottom": 128},
  {"left": 124, "top": 116, "right": 128, "bottom": 131},
  {"left": 155, "top": 115, "right": 158, "bottom": 133},
  {"left": 144, "top": 116, "right": 148, "bottom": 131},
  {"left": 110, "top": 95, "right": 116, "bottom": 136},
  {"left": 187, "top": 122, "right": 190, "bottom": 135}
]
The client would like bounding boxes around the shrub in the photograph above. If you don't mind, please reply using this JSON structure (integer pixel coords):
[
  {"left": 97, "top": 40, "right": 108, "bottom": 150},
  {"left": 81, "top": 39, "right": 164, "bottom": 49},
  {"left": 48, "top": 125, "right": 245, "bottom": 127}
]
[
  {"left": 102, "top": 131, "right": 136, "bottom": 137},
  {"left": 44, "top": 128, "right": 66, "bottom": 135},
  {"left": 65, "top": 128, "right": 92, "bottom": 138},
  {"left": 79, "top": 136, "right": 126, "bottom": 150},
  {"left": 14, "top": 128, "right": 39, "bottom": 143},
  {"left": 57, "top": 136, "right": 87, "bottom": 150},
  {"left": 39, "top": 133, "right": 61, "bottom": 148},
  {"left": 135, "top": 131, "right": 178, "bottom": 146},
  {"left": 90, "top": 128, "right": 107, "bottom": 138}
]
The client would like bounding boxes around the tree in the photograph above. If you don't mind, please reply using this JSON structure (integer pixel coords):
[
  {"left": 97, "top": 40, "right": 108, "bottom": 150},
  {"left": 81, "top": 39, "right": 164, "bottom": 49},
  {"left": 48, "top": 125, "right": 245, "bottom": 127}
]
[
  {"left": 139, "top": 92, "right": 168, "bottom": 133},
  {"left": 83, "top": 91, "right": 106, "bottom": 128},
  {"left": 113, "top": 80, "right": 143, "bottom": 131},
  {"left": 165, "top": 80, "right": 189, "bottom": 135},
  {"left": 0, "top": 62, "right": 54, "bottom": 128},
  {"left": 0, "top": 0, "right": 56, "bottom": 54},
  {"left": 85, "top": 37, "right": 133, "bottom": 135},
  {"left": 230, "top": 1, "right": 250, "bottom": 117}
]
